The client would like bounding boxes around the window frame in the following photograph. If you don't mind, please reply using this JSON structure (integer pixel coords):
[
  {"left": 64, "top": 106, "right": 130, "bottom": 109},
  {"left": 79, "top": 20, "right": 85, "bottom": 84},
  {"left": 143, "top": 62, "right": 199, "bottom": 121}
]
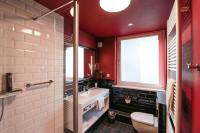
[{"left": 117, "top": 31, "right": 166, "bottom": 89}]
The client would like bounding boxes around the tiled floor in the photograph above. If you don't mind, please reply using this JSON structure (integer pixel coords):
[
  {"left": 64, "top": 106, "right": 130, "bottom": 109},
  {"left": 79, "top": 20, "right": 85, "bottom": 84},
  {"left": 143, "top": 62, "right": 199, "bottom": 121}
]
[
  {"left": 65, "top": 118, "right": 136, "bottom": 133},
  {"left": 87, "top": 119, "right": 136, "bottom": 133}
]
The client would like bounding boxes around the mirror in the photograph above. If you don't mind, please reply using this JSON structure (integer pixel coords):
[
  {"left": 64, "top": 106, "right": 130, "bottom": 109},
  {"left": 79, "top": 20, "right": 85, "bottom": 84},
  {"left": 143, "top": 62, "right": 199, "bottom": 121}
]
[
  {"left": 64, "top": 45, "right": 96, "bottom": 83},
  {"left": 84, "top": 48, "right": 96, "bottom": 78}
]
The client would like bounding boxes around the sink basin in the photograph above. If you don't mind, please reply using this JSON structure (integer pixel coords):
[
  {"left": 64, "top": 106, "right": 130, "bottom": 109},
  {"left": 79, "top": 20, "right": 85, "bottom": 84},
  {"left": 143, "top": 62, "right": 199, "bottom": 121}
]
[
  {"left": 79, "top": 91, "right": 90, "bottom": 96},
  {"left": 65, "top": 88, "right": 109, "bottom": 106},
  {"left": 79, "top": 89, "right": 102, "bottom": 97}
]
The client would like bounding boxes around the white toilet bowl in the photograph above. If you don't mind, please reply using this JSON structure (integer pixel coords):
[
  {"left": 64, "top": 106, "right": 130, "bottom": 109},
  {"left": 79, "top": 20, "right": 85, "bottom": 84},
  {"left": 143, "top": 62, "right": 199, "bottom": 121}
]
[{"left": 131, "top": 112, "right": 157, "bottom": 133}]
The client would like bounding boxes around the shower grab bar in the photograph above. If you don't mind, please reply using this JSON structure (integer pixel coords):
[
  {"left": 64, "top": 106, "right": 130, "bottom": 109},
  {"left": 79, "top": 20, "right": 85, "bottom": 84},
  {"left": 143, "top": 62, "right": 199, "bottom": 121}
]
[{"left": 26, "top": 80, "right": 53, "bottom": 88}]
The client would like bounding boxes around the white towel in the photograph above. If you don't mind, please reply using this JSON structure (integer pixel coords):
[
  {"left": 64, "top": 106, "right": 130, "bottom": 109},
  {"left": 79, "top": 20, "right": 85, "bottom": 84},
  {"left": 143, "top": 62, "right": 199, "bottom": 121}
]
[
  {"left": 83, "top": 121, "right": 89, "bottom": 129},
  {"left": 166, "top": 78, "right": 176, "bottom": 112},
  {"left": 97, "top": 97, "right": 105, "bottom": 110}
]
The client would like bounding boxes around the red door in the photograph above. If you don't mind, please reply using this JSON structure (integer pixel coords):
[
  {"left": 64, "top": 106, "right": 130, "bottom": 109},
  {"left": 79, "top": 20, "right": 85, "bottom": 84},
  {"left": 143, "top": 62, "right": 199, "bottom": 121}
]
[
  {"left": 181, "top": 0, "right": 192, "bottom": 132},
  {"left": 181, "top": 0, "right": 200, "bottom": 133},
  {"left": 192, "top": 0, "right": 200, "bottom": 132}
]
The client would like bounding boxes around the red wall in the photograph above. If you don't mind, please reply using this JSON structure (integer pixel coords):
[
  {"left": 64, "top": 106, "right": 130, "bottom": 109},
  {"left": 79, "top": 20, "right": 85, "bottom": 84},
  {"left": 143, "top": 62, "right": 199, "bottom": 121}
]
[
  {"left": 79, "top": 30, "right": 96, "bottom": 49},
  {"left": 64, "top": 18, "right": 96, "bottom": 49},
  {"left": 180, "top": 16, "right": 192, "bottom": 133},
  {"left": 158, "top": 31, "right": 167, "bottom": 89},
  {"left": 192, "top": 0, "right": 200, "bottom": 132},
  {"left": 64, "top": 18, "right": 97, "bottom": 79},
  {"left": 96, "top": 37, "right": 117, "bottom": 81}
]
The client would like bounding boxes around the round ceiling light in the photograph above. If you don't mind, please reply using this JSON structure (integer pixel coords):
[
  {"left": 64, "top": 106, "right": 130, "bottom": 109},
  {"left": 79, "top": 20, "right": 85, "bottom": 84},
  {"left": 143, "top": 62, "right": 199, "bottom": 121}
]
[
  {"left": 128, "top": 23, "right": 133, "bottom": 26},
  {"left": 99, "top": 0, "right": 131, "bottom": 13},
  {"left": 70, "top": 7, "right": 74, "bottom": 16}
]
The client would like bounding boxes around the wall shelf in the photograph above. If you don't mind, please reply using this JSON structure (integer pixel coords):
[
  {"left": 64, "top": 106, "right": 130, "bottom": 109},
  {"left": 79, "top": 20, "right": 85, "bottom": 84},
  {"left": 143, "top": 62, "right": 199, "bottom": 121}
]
[
  {"left": 83, "top": 107, "right": 108, "bottom": 132},
  {"left": 0, "top": 89, "right": 22, "bottom": 99}
]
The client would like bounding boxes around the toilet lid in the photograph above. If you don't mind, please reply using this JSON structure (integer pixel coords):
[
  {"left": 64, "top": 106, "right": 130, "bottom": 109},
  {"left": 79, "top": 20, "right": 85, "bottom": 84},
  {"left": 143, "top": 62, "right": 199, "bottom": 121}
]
[{"left": 131, "top": 112, "right": 154, "bottom": 126}]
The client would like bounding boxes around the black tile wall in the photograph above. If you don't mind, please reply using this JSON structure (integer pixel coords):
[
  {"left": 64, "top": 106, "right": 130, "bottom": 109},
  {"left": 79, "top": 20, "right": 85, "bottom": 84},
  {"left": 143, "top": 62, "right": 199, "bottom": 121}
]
[{"left": 111, "top": 87, "right": 157, "bottom": 115}]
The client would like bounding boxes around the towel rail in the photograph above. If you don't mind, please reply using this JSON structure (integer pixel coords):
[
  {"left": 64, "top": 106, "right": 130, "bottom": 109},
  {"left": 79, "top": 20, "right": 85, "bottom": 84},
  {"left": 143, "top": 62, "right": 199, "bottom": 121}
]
[{"left": 26, "top": 80, "right": 53, "bottom": 88}]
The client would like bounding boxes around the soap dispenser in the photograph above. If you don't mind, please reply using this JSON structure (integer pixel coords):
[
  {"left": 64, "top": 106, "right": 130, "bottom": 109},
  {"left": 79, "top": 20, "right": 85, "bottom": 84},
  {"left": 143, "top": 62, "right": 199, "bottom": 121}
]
[{"left": 6, "top": 73, "right": 13, "bottom": 92}]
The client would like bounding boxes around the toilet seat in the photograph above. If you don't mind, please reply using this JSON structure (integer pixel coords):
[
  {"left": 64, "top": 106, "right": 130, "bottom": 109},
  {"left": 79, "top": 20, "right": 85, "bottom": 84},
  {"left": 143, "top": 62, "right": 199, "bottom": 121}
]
[{"left": 131, "top": 112, "right": 154, "bottom": 126}]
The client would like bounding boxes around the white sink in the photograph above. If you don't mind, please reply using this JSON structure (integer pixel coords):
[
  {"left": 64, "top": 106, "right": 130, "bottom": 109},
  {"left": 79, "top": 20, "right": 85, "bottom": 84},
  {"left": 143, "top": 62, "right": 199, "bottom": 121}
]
[
  {"left": 79, "top": 88, "right": 103, "bottom": 97},
  {"left": 65, "top": 88, "right": 109, "bottom": 107},
  {"left": 79, "top": 91, "right": 90, "bottom": 96}
]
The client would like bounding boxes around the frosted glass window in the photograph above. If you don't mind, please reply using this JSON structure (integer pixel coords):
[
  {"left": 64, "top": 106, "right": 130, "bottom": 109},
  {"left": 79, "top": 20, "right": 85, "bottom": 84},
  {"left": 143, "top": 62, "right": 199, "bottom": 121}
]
[
  {"left": 120, "top": 35, "right": 159, "bottom": 85},
  {"left": 65, "top": 47, "right": 84, "bottom": 81}
]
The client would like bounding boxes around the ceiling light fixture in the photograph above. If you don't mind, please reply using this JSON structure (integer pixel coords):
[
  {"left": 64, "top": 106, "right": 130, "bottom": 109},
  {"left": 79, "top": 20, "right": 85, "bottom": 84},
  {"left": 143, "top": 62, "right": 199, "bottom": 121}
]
[
  {"left": 128, "top": 23, "right": 133, "bottom": 26},
  {"left": 99, "top": 0, "right": 131, "bottom": 13},
  {"left": 70, "top": 7, "right": 74, "bottom": 16}
]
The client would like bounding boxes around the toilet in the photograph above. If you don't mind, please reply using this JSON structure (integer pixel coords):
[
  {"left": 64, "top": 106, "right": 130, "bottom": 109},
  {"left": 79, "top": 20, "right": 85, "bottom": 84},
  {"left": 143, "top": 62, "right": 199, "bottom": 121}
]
[{"left": 131, "top": 112, "right": 158, "bottom": 133}]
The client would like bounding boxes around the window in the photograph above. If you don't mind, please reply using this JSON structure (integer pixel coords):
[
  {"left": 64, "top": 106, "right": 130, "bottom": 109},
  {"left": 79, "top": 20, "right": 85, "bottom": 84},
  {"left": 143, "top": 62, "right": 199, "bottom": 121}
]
[
  {"left": 65, "top": 47, "right": 84, "bottom": 81},
  {"left": 118, "top": 33, "right": 163, "bottom": 88}
]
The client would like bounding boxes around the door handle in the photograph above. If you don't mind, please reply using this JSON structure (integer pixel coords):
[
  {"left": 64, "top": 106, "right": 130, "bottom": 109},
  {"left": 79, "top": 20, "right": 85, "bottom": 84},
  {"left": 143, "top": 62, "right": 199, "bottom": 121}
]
[{"left": 187, "top": 63, "right": 200, "bottom": 71}]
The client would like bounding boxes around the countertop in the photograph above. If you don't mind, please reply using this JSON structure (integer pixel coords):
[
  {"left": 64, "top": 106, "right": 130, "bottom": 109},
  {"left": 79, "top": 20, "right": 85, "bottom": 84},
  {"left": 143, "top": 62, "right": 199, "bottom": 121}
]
[
  {"left": 112, "top": 85, "right": 166, "bottom": 92},
  {"left": 64, "top": 88, "right": 109, "bottom": 107}
]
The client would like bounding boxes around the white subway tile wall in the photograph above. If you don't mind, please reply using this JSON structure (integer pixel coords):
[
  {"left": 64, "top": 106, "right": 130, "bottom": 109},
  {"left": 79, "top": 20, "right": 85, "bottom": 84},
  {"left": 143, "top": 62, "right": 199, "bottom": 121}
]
[{"left": 0, "top": 0, "right": 64, "bottom": 133}]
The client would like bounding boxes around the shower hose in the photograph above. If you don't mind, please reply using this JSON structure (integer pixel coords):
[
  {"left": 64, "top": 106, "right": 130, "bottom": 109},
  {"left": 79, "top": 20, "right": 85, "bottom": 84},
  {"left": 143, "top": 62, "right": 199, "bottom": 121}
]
[{"left": 0, "top": 98, "right": 4, "bottom": 121}]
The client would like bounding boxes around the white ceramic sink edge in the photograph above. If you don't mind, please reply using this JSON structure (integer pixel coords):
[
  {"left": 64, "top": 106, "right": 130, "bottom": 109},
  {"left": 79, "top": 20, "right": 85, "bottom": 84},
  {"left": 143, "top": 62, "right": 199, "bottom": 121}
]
[{"left": 64, "top": 88, "right": 109, "bottom": 107}]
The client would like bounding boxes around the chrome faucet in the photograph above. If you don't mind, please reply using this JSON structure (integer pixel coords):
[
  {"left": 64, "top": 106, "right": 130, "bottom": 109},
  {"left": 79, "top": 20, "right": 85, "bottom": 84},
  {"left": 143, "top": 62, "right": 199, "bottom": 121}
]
[
  {"left": 82, "top": 84, "right": 88, "bottom": 92},
  {"left": 82, "top": 83, "right": 89, "bottom": 94},
  {"left": 83, "top": 86, "right": 86, "bottom": 92}
]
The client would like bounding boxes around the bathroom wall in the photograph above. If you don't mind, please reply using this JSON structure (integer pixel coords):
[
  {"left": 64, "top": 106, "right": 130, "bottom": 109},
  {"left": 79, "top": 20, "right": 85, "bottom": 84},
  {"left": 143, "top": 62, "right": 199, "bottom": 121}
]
[
  {"left": 96, "top": 37, "right": 117, "bottom": 81},
  {"left": 64, "top": 17, "right": 97, "bottom": 49},
  {"left": 180, "top": 0, "right": 192, "bottom": 132},
  {"left": 192, "top": 0, "right": 200, "bottom": 132},
  {"left": 0, "top": 0, "right": 64, "bottom": 133},
  {"left": 110, "top": 87, "right": 157, "bottom": 124}
]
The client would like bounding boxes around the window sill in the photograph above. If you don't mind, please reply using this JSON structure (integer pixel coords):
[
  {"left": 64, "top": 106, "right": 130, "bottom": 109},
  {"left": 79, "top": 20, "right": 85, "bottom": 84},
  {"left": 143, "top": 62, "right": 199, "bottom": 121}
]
[{"left": 112, "top": 85, "right": 165, "bottom": 92}]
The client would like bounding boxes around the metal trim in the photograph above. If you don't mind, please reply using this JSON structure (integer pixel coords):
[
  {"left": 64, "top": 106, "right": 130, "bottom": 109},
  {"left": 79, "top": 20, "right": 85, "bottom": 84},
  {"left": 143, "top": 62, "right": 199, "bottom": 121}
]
[
  {"left": 73, "top": 1, "right": 79, "bottom": 133},
  {"left": 33, "top": 0, "right": 73, "bottom": 20}
]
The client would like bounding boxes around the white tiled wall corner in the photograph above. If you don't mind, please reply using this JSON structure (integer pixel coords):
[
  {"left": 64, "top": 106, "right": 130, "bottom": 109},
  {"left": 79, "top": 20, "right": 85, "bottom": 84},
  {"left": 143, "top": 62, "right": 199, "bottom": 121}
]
[{"left": 0, "top": 0, "right": 64, "bottom": 133}]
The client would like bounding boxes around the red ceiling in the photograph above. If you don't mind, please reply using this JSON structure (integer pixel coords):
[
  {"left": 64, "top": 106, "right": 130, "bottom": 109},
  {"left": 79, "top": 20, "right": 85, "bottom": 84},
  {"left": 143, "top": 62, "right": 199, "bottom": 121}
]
[{"left": 35, "top": 0, "right": 174, "bottom": 37}]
